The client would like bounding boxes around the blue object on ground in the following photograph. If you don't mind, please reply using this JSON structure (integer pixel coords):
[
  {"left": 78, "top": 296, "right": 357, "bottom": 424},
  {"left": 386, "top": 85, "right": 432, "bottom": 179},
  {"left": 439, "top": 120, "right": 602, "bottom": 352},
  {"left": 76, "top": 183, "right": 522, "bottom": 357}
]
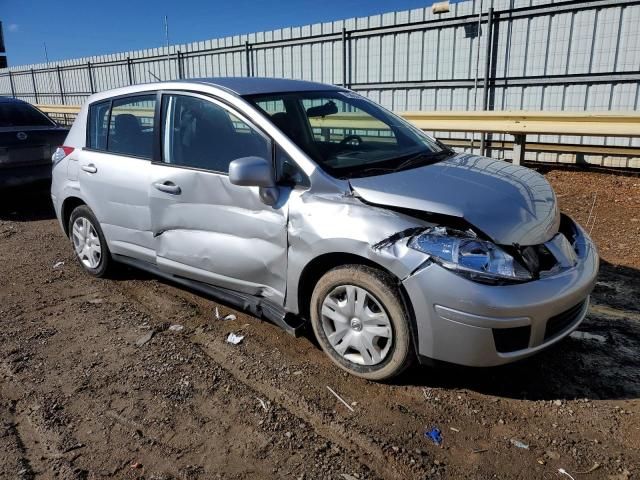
[{"left": 425, "top": 427, "right": 443, "bottom": 446}]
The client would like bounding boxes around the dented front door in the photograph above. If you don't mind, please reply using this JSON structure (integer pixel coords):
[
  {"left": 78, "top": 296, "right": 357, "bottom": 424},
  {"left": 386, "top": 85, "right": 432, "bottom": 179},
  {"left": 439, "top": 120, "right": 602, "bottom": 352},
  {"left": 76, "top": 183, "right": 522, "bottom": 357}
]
[{"left": 148, "top": 93, "right": 288, "bottom": 304}]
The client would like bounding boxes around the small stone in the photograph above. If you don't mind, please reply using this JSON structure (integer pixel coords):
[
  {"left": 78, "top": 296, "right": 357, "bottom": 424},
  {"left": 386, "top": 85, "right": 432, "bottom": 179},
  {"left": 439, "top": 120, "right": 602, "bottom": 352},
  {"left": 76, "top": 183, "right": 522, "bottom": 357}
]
[
  {"left": 135, "top": 330, "right": 154, "bottom": 347},
  {"left": 545, "top": 450, "right": 560, "bottom": 460}
]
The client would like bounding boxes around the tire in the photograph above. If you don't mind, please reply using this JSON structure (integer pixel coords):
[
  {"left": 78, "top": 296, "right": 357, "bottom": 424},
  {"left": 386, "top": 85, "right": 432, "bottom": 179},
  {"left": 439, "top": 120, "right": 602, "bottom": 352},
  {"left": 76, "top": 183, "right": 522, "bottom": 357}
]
[
  {"left": 310, "top": 265, "right": 413, "bottom": 381},
  {"left": 68, "top": 205, "right": 112, "bottom": 277}
]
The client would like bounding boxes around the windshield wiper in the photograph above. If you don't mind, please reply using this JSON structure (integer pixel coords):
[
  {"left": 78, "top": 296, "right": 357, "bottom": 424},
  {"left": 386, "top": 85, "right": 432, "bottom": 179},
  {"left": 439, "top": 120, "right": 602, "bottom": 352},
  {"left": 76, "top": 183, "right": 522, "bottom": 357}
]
[
  {"left": 339, "top": 149, "right": 453, "bottom": 179},
  {"left": 342, "top": 166, "right": 397, "bottom": 178},
  {"left": 392, "top": 149, "right": 452, "bottom": 172}
]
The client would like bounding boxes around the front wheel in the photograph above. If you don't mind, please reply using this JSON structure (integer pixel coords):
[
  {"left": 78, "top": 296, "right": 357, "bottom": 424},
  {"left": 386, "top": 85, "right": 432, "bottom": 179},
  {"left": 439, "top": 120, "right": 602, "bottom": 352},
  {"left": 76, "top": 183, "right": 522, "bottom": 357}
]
[
  {"left": 310, "top": 265, "right": 413, "bottom": 381},
  {"left": 68, "top": 205, "right": 112, "bottom": 277}
]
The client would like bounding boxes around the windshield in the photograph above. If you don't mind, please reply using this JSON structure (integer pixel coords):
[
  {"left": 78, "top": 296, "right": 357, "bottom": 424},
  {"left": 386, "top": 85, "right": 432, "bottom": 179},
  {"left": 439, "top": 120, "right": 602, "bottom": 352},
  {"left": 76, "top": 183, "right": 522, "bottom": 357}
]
[
  {"left": 245, "top": 90, "right": 451, "bottom": 179},
  {"left": 0, "top": 102, "right": 56, "bottom": 128}
]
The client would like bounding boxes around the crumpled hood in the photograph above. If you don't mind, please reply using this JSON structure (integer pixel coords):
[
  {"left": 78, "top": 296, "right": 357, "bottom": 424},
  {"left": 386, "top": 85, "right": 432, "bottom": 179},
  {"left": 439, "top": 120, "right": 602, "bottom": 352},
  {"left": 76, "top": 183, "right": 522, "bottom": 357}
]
[{"left": 349, "top": 153, "right": 560, "bottom": 246}]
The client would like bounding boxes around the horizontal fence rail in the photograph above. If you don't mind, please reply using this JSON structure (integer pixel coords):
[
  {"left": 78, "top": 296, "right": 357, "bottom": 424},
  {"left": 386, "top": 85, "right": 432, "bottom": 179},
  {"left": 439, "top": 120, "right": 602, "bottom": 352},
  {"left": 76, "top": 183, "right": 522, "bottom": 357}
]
[{"left": 36, "top": 104, "right": 640, "bottom": 168}]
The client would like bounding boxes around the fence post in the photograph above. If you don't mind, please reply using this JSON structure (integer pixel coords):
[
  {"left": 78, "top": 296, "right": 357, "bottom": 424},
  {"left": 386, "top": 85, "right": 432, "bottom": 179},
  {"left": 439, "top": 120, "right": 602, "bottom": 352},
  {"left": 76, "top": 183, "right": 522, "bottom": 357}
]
[
  {"left": 177, "top": 50, "right": 183, "bottom": 79},
  {"left": 87, "top": 62, "right": 95, "bottom": 94},
  {"left": 127, "top": 56, "right": 134, "bottom": 85},
  {"left": 30, "top": 69, "right": 39, "bottom": 103},
  {"left": 8, "top": 71, "right": 15, "bottom": 98},
  {"left": 342, "top": 27, "right": 348, "bottom": 88},
  {"left": 480, "top": 7, "right": 494, "bottom": 156},
  {"left": 512, "top": 134, "right": 526, "bottom": 165},
  {"left": 56, "top": 65, "right": 65, "bottom": 105},
  {"left": 245, "top": 41, "right": 251, "bottom": 77}
]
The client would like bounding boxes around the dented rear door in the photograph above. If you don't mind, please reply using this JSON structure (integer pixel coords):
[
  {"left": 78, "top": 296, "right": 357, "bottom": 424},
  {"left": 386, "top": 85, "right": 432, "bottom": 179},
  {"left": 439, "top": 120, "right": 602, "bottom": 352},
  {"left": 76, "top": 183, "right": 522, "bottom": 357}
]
[{"left": 149, "top": 92, "right": 288, "bottom": 304}]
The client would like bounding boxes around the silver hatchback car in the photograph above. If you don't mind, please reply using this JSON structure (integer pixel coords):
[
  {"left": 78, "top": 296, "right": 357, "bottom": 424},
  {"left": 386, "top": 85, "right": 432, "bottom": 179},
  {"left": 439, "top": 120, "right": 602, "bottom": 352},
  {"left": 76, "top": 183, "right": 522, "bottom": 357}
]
[{"left": 51, "top": 78, "right": 598, "bottom": 380}]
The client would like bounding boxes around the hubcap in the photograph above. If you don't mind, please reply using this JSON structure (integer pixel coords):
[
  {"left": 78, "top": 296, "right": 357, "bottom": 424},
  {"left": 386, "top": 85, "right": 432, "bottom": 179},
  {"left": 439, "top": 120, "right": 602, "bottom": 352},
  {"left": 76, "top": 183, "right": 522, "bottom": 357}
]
[
  {"left": 320, "top": 284, "right": 392, "bottom": 366},
  {"left": 72, "top": 217, "right": 102, "bottom": 269}
]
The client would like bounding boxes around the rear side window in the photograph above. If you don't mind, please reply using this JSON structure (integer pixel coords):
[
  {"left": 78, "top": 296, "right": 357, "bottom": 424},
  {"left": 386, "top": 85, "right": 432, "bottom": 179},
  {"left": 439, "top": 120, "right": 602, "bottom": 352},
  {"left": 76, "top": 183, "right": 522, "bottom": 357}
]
[
  {"left": 107, "top": 95, "right": 156, "bottom": 159},
  {"left": 161, "top": 94, "right": 270, "bottom": 173},
  {"left": 88, "top": 101, "right": 110, "bottom": 150},
  {"left": 0, "top": 102, "right": 55, "bottom": 127}
]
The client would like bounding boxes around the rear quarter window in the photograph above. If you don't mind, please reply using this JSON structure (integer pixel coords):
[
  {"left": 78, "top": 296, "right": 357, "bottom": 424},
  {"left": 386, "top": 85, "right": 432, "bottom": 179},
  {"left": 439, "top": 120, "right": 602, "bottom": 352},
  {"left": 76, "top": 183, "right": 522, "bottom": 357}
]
[{"left": 88, "top": 101, "right": 110, "bottom": 150}]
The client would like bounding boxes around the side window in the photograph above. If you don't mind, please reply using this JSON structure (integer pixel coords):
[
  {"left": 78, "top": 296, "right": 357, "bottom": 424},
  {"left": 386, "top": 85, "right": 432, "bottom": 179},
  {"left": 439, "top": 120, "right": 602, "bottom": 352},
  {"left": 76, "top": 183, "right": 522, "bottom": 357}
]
[
  {"left": 161, "top": 94, "right": 270, "bottom": 174},
  {"left": 107, "top": 95, "right": 156, "bottom": 159},
  {"left": 88, "top": 101, "right": 110, "bottom": 150}
]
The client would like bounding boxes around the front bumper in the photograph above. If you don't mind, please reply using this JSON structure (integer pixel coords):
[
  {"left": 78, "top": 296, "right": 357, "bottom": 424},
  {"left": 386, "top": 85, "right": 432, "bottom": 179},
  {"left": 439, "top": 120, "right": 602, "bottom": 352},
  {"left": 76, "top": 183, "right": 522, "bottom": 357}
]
[{"left": 403, "top": 222, "right": 599, "bottom": 367}]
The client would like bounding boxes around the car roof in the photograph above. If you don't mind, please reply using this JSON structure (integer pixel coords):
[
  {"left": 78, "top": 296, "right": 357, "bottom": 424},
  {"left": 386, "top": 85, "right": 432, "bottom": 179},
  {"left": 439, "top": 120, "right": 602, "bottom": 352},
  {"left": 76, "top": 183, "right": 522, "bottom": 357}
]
[
  {"left": 184, "top": 77, "right": 344, "bottom": 96},
  {"left": 0, "top": 96, "right": 29, "bottom": 105}
]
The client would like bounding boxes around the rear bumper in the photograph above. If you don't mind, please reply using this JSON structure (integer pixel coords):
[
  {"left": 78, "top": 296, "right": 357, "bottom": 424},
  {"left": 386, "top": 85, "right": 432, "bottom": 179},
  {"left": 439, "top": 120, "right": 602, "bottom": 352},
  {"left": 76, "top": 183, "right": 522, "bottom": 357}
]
[
  {"left": 0, "top": 164, "right": 52, "bottom": 189},
  {"left": 403, "top": 221, "right": 599, "bottom": 367}
]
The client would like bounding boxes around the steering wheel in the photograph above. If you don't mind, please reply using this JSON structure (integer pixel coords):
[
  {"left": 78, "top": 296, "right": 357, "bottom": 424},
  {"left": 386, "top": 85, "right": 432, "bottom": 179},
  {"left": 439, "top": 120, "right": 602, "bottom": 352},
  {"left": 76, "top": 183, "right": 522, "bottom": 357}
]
[{"left": 338, "top": 134, "right": 363, "bottom": 146}]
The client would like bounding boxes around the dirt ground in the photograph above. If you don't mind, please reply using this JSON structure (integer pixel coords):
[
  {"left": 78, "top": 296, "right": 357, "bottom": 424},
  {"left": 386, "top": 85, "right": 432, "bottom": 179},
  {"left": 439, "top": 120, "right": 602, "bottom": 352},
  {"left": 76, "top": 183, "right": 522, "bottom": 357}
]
[{"left": 0, "top": 167, "right": 639, "bottom": 480}]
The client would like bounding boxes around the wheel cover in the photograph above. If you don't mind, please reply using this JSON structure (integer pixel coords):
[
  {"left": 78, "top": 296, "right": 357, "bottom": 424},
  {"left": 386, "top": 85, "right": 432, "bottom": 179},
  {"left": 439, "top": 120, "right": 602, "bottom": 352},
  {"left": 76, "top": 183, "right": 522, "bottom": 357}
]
[
  {"left": 72, "top": 217, "right": 102, "bottom": 269},
  {"left": 320, "top": 284, "right": 392, "bottom": 366}
]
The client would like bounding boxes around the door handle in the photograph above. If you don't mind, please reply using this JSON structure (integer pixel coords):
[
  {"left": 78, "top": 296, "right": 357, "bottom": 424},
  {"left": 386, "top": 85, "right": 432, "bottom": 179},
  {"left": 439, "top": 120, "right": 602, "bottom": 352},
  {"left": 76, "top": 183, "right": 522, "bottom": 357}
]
[
  {"left": 81, "top": 164, "right": 97, "bottom": 174},
  {"left": 153, "top": 181, "right": 181, "bottom": 195}
]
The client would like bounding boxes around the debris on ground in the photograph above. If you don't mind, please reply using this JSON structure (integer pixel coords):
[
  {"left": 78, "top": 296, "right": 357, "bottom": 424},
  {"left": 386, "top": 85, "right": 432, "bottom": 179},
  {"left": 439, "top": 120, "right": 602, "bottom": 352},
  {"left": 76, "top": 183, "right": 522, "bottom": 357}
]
[
  {"left": 510, "top": 438, "right": 529, "bottom": 449},
  {"left": 257, "top": 397, "right": 269, "bottom": 411},
  {"left": 570, "top": 331, "right": 606, "bottom": 343},
  {"left": 168, "top": 324, "right": 184, "bottom": 332},
  {"left": 226, "top": 332, "right": 244, "bottom": 345},
  {"left": 472, "top": 448, "right": 488, "bottom": 454},
  {"left": 215, "top": 307, "right": 237, "bottom": 321},
  {"left": 340, "top": 474, "right": 359, "bottom": 480},
  {"left": 130, "top": 462, "right": 143, "bottom": 469},
  {"left": 327, "top": 386, "right": 355, "bottom": 412},
  {"left": 53, "top": 261, "right": 64, "bottom": 269},
  {"left": 450, "top": 427, "right": 460, "bottom": 432},
  {"left": 424, "top": 427, "right": 443, "bottom": 446},
  {"left": 558, "top": 468, "right": 576, "bottom": 480},
  {"left": 135, "top": 330, "right": 155, "bottom": 347}
]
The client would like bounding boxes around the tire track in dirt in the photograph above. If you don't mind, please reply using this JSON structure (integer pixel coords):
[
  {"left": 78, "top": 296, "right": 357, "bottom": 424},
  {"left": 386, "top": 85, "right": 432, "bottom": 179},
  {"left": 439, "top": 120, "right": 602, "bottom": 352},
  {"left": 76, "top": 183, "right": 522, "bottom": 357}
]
[{"left": 112, "top": 278, "right": 414, "bottom": 480}]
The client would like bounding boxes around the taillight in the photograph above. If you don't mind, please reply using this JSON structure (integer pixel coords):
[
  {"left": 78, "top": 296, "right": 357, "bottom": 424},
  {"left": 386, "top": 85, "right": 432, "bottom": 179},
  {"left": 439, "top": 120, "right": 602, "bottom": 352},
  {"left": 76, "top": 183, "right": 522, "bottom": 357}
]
[{"left": 52, "top": 146, "right": 74, "bottom": 165}]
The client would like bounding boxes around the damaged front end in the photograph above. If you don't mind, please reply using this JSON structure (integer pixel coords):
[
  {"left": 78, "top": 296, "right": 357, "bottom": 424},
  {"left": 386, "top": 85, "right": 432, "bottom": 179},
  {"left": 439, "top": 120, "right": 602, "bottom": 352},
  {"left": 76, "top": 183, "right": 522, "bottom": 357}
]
[
  {"left": 374, "top": 225, "right": 532, "bottom": 285},
  {"left": 372, "top": 214, "right": 586, "bottom": 286}
]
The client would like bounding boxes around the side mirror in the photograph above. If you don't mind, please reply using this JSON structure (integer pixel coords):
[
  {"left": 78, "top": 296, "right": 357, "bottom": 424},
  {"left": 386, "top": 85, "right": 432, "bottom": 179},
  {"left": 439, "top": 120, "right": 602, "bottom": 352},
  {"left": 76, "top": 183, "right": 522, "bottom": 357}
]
[{"left": 228, "top": 156, "right": 279, "bottom": 206}]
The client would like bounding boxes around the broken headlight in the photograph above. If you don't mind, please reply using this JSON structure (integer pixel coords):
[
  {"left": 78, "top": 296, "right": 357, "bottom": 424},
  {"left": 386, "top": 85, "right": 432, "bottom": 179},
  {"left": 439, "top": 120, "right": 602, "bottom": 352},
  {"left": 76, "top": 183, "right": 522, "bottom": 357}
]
[{"left": 408, "top": 227, "right": 532, "bottom": 283}]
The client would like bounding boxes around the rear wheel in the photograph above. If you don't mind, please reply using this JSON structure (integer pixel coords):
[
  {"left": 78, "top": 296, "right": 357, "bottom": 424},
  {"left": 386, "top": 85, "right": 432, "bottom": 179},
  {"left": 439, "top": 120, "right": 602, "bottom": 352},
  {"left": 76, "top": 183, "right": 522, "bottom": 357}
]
[
  {"left": 310, "top": 265, "right": 413, "bottom": 381},
  {"left": 68, "top": 205, "right": 111, "bottom": 277}
]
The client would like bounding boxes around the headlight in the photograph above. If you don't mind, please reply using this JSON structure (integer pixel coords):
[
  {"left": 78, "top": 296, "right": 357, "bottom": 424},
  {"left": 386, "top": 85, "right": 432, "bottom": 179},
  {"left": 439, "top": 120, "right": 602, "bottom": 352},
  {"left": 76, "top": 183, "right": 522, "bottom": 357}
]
[{"left": 408, "top": 227, "right": 532, "bottom": 283}]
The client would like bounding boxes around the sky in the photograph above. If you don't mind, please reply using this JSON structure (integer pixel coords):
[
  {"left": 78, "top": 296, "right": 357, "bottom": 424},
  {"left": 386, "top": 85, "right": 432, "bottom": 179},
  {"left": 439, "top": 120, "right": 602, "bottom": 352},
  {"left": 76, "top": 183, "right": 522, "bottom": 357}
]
[{"left": 1, "top": 0, "right": 437, "bottom": 67}]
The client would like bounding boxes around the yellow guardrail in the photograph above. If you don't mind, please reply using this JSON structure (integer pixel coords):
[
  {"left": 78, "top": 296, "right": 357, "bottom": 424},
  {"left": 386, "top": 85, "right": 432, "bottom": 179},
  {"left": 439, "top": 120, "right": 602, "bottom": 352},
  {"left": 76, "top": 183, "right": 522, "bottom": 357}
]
[
  {"left": 402, "top": 111, "right": 640, "bottom": 137},
  {"left": 37, "top": 104, "right": 640, "bottom": 167},
  {"left": 38, "top": 104, "right": 84, "bottom": 115}
]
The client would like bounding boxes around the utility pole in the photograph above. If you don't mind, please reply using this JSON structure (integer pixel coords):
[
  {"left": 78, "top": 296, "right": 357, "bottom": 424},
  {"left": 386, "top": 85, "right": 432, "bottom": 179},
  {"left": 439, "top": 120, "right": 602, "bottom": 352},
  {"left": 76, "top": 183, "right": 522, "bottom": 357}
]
[
  {"left": 43, "top": 42, "right": 56, "bottom": 100},
  {"left": 164, "top": 15, "right": 171, "bottom": 64}
]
